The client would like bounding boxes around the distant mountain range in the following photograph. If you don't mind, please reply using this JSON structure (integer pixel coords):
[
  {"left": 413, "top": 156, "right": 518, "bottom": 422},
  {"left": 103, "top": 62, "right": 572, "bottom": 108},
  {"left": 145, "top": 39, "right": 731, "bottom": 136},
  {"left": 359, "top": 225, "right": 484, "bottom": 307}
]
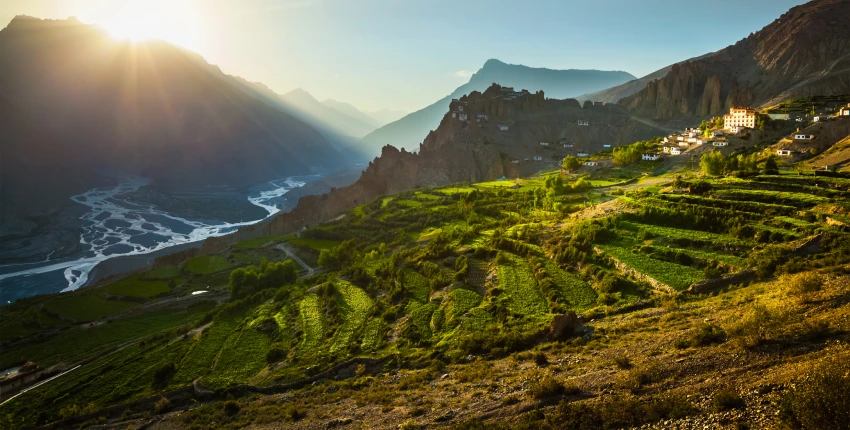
[
  {"left": 0, "top": 16, "right": 349, "bottom": 220},
  {"left": 360, "top": 59, "right": 636, "bottom": 154},
  {"left": 617, "top": 0, "right": 850, "bottom": 120}
]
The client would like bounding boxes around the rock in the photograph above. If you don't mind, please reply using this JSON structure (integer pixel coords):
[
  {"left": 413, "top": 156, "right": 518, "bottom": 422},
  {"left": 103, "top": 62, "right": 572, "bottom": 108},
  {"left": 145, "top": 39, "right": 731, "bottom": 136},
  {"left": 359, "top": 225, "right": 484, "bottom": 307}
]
[{"left": 548, "top": 312, "right": 583, "bottom": 340}]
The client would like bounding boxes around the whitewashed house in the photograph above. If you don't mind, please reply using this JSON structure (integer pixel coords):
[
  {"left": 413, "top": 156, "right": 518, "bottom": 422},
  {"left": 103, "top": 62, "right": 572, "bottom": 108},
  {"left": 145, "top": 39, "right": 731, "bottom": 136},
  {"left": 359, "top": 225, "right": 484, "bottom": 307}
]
[
  {"left": 584, "top": 161, "right": 598, "bottom": 166},
  {"left": 677, "top": 136, "right": 685, "bottom": 142},
  {"left": 663, "top": 137, "right": 669, "bottom": 143},
  {"left": 794, "top": 134, "right": 813, "bottom": 140},
  {"left": 840, "top": 105, "right": 850, "bottom": 116},
  {"left": 511, "top": 160, "right": 520, "bottom": 164},
  {"left": 713, "top": 141, "right": 728, "bottom": 147},
  {"left": 603, "top": 144, "right": 612, "bottom": 148},
  {"left": 813, "top": 116, "right": 824, "bottom": 122},
  {"left": 577, "top": 152, "right": 589, "bottom": 157},
  {"left": 728, "top": 126, "right": 743, "bottom": 134},
  {"left": 498, "top": 125, "right": 509, "bottom": 131},
  {"left": 539, "top": 142, "right": 550, "bottom": 146},
  {"left": 476, "top": 113, "right": 488, "bottom": 120},
  {"left": 662, "top": 146, "right": 672, "bottom": 153},
  {"left": 670, "top": 148, "right": 682, "bottom": 155},
  {"left": 777, "top": 150, "right": 792, "bottom": 156},
  {"left": 458, "top": 113, "right": 468, "bottom": 121},
  {"left": 451, "top": 112, "right": 457, "bottom": 118},
  {"left": 678, "top": 141, "right": 690, "bottom": 148},
  {"left": 458, "top": 105, "right": 464, "bottom": 112},
  {"left": 533, "top": 156, "right": 543, "bottom": 161},
  {"left": 642, "top": 153, "right": 661, "bottom": 161},
  {"left": 577, "top": 120, "right": 589, "bottom": 126},
  {"left": 687, "top": 137, "right": 698, "bottom": 143}
]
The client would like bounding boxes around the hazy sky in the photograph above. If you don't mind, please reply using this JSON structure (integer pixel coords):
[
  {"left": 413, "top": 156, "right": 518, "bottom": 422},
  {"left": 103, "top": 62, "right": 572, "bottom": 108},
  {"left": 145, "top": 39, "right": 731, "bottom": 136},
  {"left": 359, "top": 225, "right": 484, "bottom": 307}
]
[{"left": 1, "top": 0, "right": 806, "bottom": 112}]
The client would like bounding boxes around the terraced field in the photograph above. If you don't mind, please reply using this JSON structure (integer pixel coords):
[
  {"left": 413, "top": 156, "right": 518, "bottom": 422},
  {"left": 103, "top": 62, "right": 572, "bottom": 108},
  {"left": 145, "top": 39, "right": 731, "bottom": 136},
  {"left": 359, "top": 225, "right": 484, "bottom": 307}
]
[
  {"left": 544, "top": 261, "right": 597, "bottom": 310},
  {"left": 329, "top": 281, "right": 374, "bottom": 355},
  {"left": 598, "top": 244, "right": 705, "bottom": 291},
  {"left": 497, "top": 253, "right": 548, "bottom": 316},
  {"left": 296, "top": 294, "right": 326, "bottom": 356}
]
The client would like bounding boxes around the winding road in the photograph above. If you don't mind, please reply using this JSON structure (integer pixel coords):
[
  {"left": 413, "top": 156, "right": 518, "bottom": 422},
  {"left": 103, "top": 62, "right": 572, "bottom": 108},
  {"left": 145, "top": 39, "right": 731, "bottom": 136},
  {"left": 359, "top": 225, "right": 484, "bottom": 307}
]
[{"left": 275, "top": 243, "right": 316, "bottom": 276}]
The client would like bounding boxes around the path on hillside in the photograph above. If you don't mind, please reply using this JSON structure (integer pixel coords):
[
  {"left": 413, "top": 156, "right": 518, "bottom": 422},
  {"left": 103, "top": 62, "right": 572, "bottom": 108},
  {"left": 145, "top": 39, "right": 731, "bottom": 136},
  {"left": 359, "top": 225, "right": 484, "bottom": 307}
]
[{"left": 275, "top": 244, "right": 316, "bottom": 276}]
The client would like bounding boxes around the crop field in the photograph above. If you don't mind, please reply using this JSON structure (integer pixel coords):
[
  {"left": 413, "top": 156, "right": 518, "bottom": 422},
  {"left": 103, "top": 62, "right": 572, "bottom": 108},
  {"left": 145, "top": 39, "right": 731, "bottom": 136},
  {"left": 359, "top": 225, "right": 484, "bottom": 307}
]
[
  {"left": 184, "top": 255, "right": 231, "bottom": 275},
  {"left": 296, "top": 294, "right": 326, "bottom": 356},
  {"left": 232, "top": 252, "right": 259, "bottom": 264},
  {"left": 204, "top": 327, "right": 271, "bottom": 388},
  {"left": 711, "top": 189, "right": 830, "bottom": 207},
  {"left": 42, "top": 294, "right": 138, "bottom": 322},
  {"left": 543, "top": 262, "right": 597, "bottom": 310},
  {"left": 754, "top": 223, "right": 803, "bottom": 238},
  {"left": 105, "top": 274, "right": 171, "bottom": 298},
  {"left": 400, "top": 268, "right": 431, "bottom": 303},
  {"left": 404, "top": 300, "right": 437, "bottom": 341},
  {"left": 438, "top": 186, "right": 477, "bottom": 195},
  {"left": 143, "top": 265, "right": 181, "bottom": 279},
  {"left": 290, "top": 238, "right": 340, "bottom": 250},
  {"left": 173, "top": 312, "right": 244, "bottom": 384},
  {"left": 415, "top": 192, "right": 442, "bottom": 200},
  {"left": 598, "top": 244, "right": 705, "bottom": 290},
  {"left": 619, "top": 221, "right": 754, "bottom": 247},
  {"left": 665, "top": 246, "right": 748, "bottom": 268},
  {"left": 774, "top": 216, "right": 817, "bottom": 229},
  {"left": 395, "top": 199, "right": 423, "bottom": 208},
  {"left": 474, "top": 180, "right": 517, "bottom": 188},
  {"left": 497, "top": 253, "right": 548, "bottom": 316},
  {"left": 1, "top": 304, "right": 213, "bottom": 369},
  {"left": 329, "top": 281, "right": 374, "bottom": 355},
  {"left": 440, "top": 288, "right": 482, "bottom": 327},
  {"left": 360, "top": 318, "right": 388, "bottom": 352}
]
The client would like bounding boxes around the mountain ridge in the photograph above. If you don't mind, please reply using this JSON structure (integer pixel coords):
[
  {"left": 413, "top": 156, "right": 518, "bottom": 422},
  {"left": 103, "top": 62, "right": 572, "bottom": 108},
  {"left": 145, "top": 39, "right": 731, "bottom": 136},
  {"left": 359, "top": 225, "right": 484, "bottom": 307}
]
[{"left": 359, "top": 59, "right": 637, "bottom": 154}]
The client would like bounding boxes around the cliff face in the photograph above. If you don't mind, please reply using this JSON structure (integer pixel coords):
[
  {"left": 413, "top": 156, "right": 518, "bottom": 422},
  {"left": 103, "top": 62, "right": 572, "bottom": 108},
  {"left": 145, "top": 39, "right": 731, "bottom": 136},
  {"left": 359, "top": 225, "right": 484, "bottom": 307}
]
[
  {"left": 619, "top": 0, "right": 850, "bottom": 120},
  {"left": 202, "top": 84, "right": 667, "bottom": 249}
]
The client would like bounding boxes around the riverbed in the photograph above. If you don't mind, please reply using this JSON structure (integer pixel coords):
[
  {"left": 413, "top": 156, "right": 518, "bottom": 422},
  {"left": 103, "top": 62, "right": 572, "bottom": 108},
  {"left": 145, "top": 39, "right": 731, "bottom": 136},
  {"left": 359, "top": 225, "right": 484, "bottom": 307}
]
[{"left": 0, "top": 175, "right": 316, "bottom": 303}]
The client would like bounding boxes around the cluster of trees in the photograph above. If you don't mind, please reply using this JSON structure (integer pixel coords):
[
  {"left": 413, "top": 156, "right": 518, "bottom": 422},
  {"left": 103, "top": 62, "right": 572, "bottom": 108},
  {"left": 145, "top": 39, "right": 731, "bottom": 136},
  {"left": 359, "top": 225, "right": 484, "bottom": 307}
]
[
  {"left": 317, "top": 239, "right": 359, "bottom": 270},
  {"left": 698, "top": 118, "right": 724, "bottom": 136},
  {"left": 228, "top": 258, "right": 298, "bottom": 299},
  {"left": 612, "top": 140, "right": 658, "bottom": 166},
  {"left": 700, "top": 150, "right": 768, "bottom": 176}
]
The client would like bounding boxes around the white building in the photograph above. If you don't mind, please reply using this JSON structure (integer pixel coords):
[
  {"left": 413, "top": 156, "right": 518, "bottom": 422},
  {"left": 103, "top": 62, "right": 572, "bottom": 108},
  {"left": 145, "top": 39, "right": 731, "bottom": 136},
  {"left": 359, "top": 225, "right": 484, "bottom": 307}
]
[
  {"left": 458, "top": 105, "right": 464, "bottom": 112},
  {"left": 677, "top": 136, "right": 685, "bottom": 142},
  {"left": 476, "top": 113, "right": 488, "bottom": 120},
  {"left": 724, "top": 107, "right": 756, "bottom": 130},
  {"left": 684, "top": 131, "right": 699, "bottom": 138},
  {"left": 533, "top": 156, "right": 543, "bottom": 161},
  {"left": 603, "top": 144, "right": 612, "bottom": 148},
  {"left": 577, "top": 152, "right": 589, "bottom": 157},
  {"left": 795, "top": 134, "right": 813, "bottom": 140},
  {"left": 577, "top": 120, "right": 589, "bottom": 126},
  {"left": 642, "top": 153, "right": 661, "bottom": 161},
  {"left": 498, "top": 125, "right": 509, "bottom": 131},
  {"left": 687, "top": 137, "right": 698, "bottom": 143},
  {"left": 511, "top": 160, "right": 520, "bottom": 164},
  {"left": 539, "top": 142, "right": 550, "bottom": 146},
  {"left": 662, "top": 146, "right": 672, "bottom": 153},
  {"left": 458, "top": 113, "right": 468, "bottom": 121},
  {"left": 451, "top": 112, "right": 457, "bottom": 118},
  {"left": 713, "top": 141, "right": 728, "bottom": 147},
  {"left": 712, "top": 131, "right": 724, "bottom": 137},
  {"left": 663, "top": 137, "right": 669, "bottom": 143},
  {"left": 813, "top": 116, "right": 824, "bottom": 122},
  {"left": 777, "top": 150, "right": 792, "bottom": 156},
  {"left": 695, "top": 139, "right": 704, "bottom": 145},
  {"left": 584, "top": 161, "right": 598, "bottom": 166},
  {"left": 840, "top": 105, "right": 850, "bottom": 116},
  {"left": 670, "top": 148, "right": 682, "bottom": 155},
  {"left": 728, "top": 126, "right": 744, "bottom": 134},
  {"left": 678, "top": 141, "right": 690, "bottom": 148}
]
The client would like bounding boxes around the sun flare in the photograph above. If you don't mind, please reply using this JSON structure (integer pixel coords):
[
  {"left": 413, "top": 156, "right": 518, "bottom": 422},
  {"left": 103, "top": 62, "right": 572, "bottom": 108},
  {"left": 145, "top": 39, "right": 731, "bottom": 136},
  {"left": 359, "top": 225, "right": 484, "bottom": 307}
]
[{"left": 99, "top": 0, "right": 202, "bottom": 50}]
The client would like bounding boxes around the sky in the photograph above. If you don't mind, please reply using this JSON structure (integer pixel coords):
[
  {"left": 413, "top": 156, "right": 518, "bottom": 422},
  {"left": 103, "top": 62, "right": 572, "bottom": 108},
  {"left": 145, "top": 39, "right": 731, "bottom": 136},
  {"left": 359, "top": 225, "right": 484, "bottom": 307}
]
[{"left": 0, "top": 0, "right": 807, "bottom": 113}]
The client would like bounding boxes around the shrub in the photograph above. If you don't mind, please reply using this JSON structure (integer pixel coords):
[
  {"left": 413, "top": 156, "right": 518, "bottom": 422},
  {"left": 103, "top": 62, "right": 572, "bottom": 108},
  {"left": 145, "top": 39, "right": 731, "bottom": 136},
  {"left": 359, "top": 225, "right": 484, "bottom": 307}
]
[
  {"left": 727, "top": 303, "right": 787, "bottom": 348},
  {"left": 266, "top": 346, "right": 285, "bottom": 363},
  {"left": 283, "top": 404, "right": 305, "bottom": 421},
  {"left": 713, "top": 387, "right": 745, "bottom": 411},
  {"left": 528, "top": 373, "right": 566, "bottom": 399},
  {"left": 613, "top": 354, "right": 632, "bottom": 369},
  {"left": 533, "top": 352, "right": 549, "bottom": 366},
  {"left": 779, "top": 352, "right": 850, "bottom": 429},
  {"left": 549, "top": 394, "right": 698, "bottom": 429},
  {"left": 691, "top": 324, "right": 726, "bottom": 347},
  {"left": 781, "top": 272, "right": 823, "bottom": 301},
  {"left": 154, "top": 397, "right": 172, "bottom": 414}
]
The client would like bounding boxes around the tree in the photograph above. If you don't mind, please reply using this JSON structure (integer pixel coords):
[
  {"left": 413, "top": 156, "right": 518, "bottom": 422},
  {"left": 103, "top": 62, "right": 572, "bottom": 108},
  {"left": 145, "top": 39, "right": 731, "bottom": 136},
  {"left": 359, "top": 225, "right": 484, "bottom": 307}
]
[
  {"left": 764, "top": 155, "right": 779, "bottom": 174},
  {"left": 561, "top": 156, "right": 581, "bottom": 173},
  {"left": 700, "top": 151, "right": 726, "bottom": 176}
]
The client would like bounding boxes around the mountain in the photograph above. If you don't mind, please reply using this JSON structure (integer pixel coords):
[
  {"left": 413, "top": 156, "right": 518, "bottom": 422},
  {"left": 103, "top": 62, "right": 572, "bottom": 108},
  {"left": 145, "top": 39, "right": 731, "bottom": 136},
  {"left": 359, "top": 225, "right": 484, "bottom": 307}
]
[
  {"left": 212, "top": 83, "right": 666, "bottom": 245},
  {"left": 364, "top": 108, "right": 408, "bottom": 126},
  {"left": 360, "top": 59, "right": 636, "bottom": 154},
  {"left": 0, "top": 16, "right": 348, "bottom": 220},
  {"left": 321, "top": 99, "right": 381, "bottom": 129},
  {"left": 279, "top": 89, "right": 380, "bottom": 139},
  {"left": 618, "top": 0, "right": 850, "bottom": 120},
  {"left": 575, "top": 52, "right": 717, "bottom": 104}
]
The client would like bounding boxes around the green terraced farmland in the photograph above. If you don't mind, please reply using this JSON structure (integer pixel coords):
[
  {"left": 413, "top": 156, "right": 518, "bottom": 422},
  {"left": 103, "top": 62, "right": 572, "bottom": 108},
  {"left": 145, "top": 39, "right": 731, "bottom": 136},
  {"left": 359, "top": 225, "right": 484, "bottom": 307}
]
[
  {"left": 620, "top": 221, "right": 754, "bottom": 247},
  {"left": 105, "top": 274, "right": 171, "bottom": 298},
  {"left": 598, "top": 244, "right": 705, "bottom": 291},
  {"left": 204, "top": 327, "right": 271, "bottom": 388},
  {"left": 329, "top": 281, "right": 374, "bottom": 355},
  {"left": 184, "top": 255, "right": 232, "bottom": 275},
  {"left": 544, "top": 262, "right": 598, "bottom": 310},
  {"left": 498, "top": 253, "right": 549, "bottom": 317},
  {"left": 296, "top": 294, "right": 326, "bottom": 356}
]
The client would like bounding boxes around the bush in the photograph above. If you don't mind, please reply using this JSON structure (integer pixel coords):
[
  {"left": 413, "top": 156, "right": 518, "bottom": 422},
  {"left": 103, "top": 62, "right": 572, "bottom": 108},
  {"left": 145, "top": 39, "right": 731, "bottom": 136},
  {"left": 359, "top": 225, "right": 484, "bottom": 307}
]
[
  {"left": 528, "top": 373, "right": 566, "bottom": 399},
  {"left": 613, "top": 354, "right": 632, "bottom": 369},
  {"left": 779, "top": 352, "right": 850, "bottom": 429},
  {"left": 781, "top": 272, "right": 823, "bottom": 300},
  {"left": 727, "top": 303, "right": 787, "bottom": 348},
  {"left": 154, "top": 397, "right": 172, "bottom": 414},
  {"left": 533, "top": 352, "right": 549, "bottom": 366},
  {"left": 713, "top": 387, "right": 745, "bottom": 411},
  {"left": 549, "top": 394, "right": 698, "bottom": 429}
]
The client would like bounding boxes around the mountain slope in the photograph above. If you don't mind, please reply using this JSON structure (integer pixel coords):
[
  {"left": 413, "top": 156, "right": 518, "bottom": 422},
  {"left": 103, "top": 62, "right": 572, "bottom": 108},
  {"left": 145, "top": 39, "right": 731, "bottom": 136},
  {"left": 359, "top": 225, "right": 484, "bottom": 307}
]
[
  {"left": 360, "top": 59, "right": 636, "bottom": 153},
  {"left": 0, "top": 16, "right": 348, "bottom": 219},
  {"left": 618, "top": 0, "right": 850, "bottom": 120},
  {"left": 279, "top": 89, "right": 380, "bottom": 139},
  {"left": 364, "top": 108, "right": 408, "bottom": 126},
  {"left": 321, "top": 99, "right": 381, "bottom": 130}
]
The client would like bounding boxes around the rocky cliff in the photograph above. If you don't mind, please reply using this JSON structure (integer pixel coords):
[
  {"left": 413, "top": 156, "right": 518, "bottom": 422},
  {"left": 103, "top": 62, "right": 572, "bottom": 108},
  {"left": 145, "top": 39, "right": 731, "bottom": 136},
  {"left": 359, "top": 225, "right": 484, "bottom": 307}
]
[
  {"left": 203, "top": 84, "right": 667, "bottom": 249},
  {"left": 619, "top": 0, "right": 850, "bottom": 120}
]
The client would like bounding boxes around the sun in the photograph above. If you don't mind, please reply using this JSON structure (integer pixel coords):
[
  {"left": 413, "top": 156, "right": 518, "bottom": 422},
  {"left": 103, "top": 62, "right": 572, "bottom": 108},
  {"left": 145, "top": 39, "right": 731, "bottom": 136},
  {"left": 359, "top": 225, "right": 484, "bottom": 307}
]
[{"left": 99, "top": 0, "right": 202, "bottom": 51}]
